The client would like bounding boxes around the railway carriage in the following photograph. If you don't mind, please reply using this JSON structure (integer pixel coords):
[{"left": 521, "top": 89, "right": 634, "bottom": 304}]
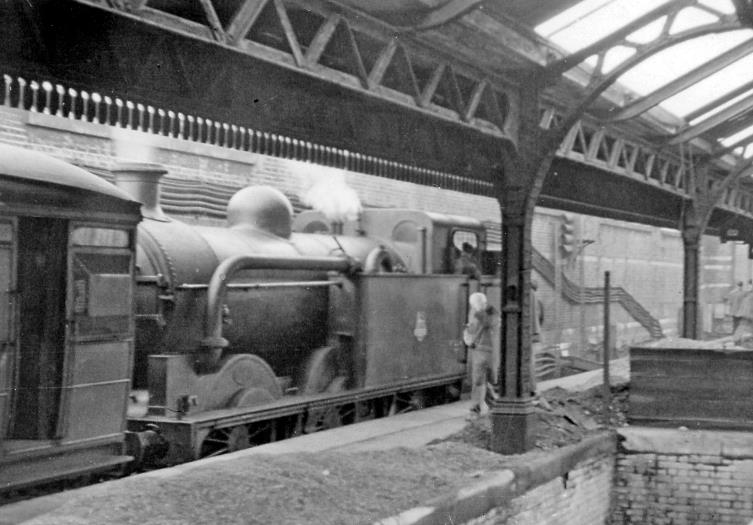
[{"left": 0, "top": 144, "right": 141, "bottom": 491}]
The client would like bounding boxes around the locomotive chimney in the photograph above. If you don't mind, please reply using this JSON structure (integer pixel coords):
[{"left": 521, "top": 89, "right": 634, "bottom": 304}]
[{"left": 112, "top": 162, "right": 169, "bottom": 222}]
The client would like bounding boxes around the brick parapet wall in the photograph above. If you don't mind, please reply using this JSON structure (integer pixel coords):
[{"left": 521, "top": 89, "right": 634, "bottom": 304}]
[
  {"left": 465, "top": 453, "right": 613, "bottom": 525},
  {"left": 377, "top": 433, "right": 616, "bottom": 525},
  {"left": 613, "top": 427, "right": 753, "bottom": 524},
  {"left": 1, "top": 106, "right": 501, "bottom": 222}
]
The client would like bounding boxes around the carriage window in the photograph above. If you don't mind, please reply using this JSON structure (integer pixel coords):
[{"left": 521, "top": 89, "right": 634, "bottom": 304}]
[
  {"left": 72, "top": 252, "right": 132, "bottom": 337},
  {"left": 451, "top": 230, "right": 480, "bottom": 276},
  {"left": 72, "top": 227, "right": 129, "bottom": 248},
  {"left": 0, "top": 223, "right": 12, "bottom": 243}
]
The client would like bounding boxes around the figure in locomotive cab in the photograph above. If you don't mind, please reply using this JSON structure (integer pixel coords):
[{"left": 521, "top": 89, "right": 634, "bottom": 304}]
[
  {"left": 463, "top": 292, "right": 499, "bottom": 418},
  {"left": 454, "top": 242, "right": 480, "bottom": 280}
]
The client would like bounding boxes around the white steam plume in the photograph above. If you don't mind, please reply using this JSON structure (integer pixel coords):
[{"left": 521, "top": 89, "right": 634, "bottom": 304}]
[{"left": 299, "top": 163, "right": 362, "bottom": 223}]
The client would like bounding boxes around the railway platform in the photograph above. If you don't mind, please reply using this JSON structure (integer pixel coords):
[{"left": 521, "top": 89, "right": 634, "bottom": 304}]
[{"left": 1, "top": 359, "right": 628, "bottom": 525}]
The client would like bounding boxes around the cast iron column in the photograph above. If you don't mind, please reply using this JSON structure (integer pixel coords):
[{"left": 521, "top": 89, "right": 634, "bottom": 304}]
[
  {"left": 491, "top": 200, "right": 537, "bottom": 453},
  {"left": 490, "top": 74, "right": 544, "bottom": 454},
  {"left": 682, "top": 224, "right": 701, "bottom": 339}
]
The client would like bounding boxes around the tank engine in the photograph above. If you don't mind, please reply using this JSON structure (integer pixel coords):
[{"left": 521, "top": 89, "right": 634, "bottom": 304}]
[{"left": 121, "top": 163, "right": 491, "bottom": 465}]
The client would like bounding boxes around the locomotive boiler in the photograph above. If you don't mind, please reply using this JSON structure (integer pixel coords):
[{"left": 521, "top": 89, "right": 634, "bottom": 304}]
[{"left": 121, "top": 162, "right": 491, "bottom": 465}]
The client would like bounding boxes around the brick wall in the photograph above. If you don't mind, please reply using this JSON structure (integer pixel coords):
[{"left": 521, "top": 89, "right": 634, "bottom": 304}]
[
  {"left": 376, "top": 434, "right": 615, "bottom": 525},
  {"left": 613, "top": 427, "right": 753, "bottom": 524},
  {"left": 466, "top": 453, "right": 614, "bottom": 525}
]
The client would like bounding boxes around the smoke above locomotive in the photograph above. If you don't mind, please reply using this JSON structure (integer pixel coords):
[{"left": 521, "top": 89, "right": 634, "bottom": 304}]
[{"left": 298, "top": 163, "right": 362, "bottom": 225}]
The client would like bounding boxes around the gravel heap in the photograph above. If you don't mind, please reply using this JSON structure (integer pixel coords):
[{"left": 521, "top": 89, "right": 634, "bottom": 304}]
[
  {"left": 433, "top": 383, "right": 628, "bottom": 452},
  {"left": 23, "top": 443, "right": 513, "bottom": 525}
]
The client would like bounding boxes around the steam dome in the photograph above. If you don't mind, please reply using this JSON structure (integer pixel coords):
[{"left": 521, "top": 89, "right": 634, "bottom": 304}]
[{"left": 226, "top": 186, "right": 294, "bottom": 238}]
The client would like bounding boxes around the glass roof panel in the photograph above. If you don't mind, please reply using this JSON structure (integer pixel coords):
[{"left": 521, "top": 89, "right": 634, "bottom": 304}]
[
  {"left": 535, "top": 0, "right": 673, "bottom": 52},
  {"left": 720, "top": 123, "right": 753, "bottom": 147},
  {"left": 617, "top": 30, "right": 752, "bottom": 95},
  {"left": 688, "top": 89, "right": 753, "bottom": 126},
  {"left": 626, "top": 17, "right": 666, "bottom": 45},
  {"left": 602, "top": 46, "right": 636, "bottom": 73},
  {"left": 669, "top": 7, "right": 718, "bottom": 34},
  {"left": 698, "top": 0, "right": 736, "bottom": 15},
  {"left": 537, "top": 0, "right": 753, "bottom": 143},
  {"left": 663, "top": 51, "right": 753, "bottom": 119}
]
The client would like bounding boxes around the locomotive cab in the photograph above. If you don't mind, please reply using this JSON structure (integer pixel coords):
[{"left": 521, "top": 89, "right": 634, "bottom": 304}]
[
  {"left": 294, "top": 208, "right": 488, "bottom": 276},
  {"left": 0, "top": 145, "right": 141, "bottom": 492}
]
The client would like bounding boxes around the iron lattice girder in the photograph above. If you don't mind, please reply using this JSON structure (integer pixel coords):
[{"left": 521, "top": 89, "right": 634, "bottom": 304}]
[
  {"left": 548, "top": 102, "right": 753, "bottom": 222},
  {"left": 74, "top": 0, "right": 515, "bottom": 141},
  {"left": 553, "top": 110, "right": 689, "bottom": 195}
]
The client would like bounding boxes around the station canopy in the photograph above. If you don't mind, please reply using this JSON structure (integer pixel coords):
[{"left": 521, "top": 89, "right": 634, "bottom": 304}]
[
  {"left": 67, "top": 0, "right": 753, "bottom": 178},
  {"left": 338, "top": 0, "right": 753, "bottom": 168},
  {"left": 533, "top": 0, "right": 753, "bottom": 159}
]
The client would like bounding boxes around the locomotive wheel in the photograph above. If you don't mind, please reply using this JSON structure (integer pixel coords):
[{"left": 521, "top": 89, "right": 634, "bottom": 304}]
[
  {"left": 303, "top": 376, "right": 347, "bottom": 433},
  {"left": 200, "top": 426, "right": 251, "bottom": 458}
]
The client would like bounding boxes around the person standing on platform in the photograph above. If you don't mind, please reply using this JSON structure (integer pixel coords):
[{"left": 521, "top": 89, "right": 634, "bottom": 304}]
[
  {"left": 463, "top": 292, "right": 499, "bottom": 418},
  {"left": 530, "top": 279, "right": 544, "bottom": 394},
  {"left": 733, "top": 282, "right": 753, "bottom": 345},
  {"left": 725, "top": 281, "right": 745, "bottom": 332}
]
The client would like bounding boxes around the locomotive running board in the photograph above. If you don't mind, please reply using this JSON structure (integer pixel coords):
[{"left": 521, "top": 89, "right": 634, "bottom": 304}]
[{"left": 127, "top": 372, "right": 464, "bottom": 464}]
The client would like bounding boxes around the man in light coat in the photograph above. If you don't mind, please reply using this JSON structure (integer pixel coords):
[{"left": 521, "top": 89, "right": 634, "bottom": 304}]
[{"left": 463, "top": 292, "right": 499, "bottom": 417}]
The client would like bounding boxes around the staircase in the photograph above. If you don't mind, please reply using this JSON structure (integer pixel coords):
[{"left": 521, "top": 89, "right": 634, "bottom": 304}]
[{"left": 532, "top": 248, "right": 664, "bottom": 339}]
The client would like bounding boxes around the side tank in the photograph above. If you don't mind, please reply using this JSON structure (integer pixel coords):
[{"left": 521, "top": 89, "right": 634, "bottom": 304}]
[{"left": 120, "top": 167, "right": 402, "bottom": 388}]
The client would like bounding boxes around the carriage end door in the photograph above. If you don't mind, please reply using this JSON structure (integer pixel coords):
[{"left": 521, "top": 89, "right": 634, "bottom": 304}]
[
  {"left": 58, "top": 225, "right": 134, "bottom": 442},
  {"left": 0, "top": 219, "right": 16, "bottom": 441}
]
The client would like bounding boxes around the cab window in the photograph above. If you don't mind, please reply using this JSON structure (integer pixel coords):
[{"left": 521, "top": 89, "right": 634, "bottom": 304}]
[{"left": 451, "top": 230, "right": 480, "bottom": 277}]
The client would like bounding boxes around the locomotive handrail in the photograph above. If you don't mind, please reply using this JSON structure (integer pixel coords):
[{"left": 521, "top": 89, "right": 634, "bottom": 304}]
[
  {"left": 198, "top": 254, "right": 357, "bottom": 370},
  {"left": 178, "top": 279, "right": 344, "bottom": 291}
]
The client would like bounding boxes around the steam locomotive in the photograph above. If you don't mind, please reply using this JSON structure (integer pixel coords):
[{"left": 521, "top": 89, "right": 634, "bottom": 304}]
[{"left": 0, "top": 145, "right": 497, "bottom": 492}]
